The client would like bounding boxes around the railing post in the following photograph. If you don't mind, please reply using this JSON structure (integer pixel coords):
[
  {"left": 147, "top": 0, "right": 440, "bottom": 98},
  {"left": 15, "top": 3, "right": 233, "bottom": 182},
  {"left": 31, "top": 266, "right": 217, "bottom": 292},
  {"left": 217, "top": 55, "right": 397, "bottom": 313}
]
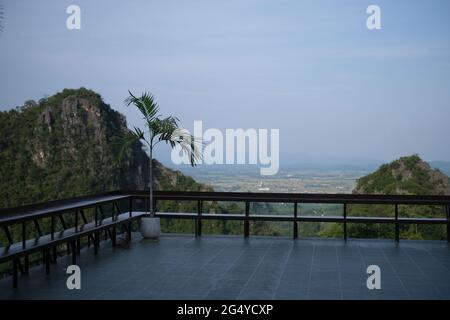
[
  {"left": 51, "top": 216, "right": 55, "bottom": 240},
  {"left": 194, "top": 217, "right": 198, "bottom": 237},
  {"left": 80, "top": 209, "right": 88, "bottom": 224},
  {"left": 99, "top": 206, "right": 104, "bottom": 224},
  {"left": 446, "top": 204, "right": 450, "bottom": 243},
  {"left": 293, "top": 202, "right": 298, "bottom": 239},
  {"left": 21, "top": 222, "right": 26, "bottom": 249},
  {"left": 128, "top": 196, "right": 133, "bottom": 240},
  {"left": 129, "top": 196, "right": 133, "bottom": 218},
  {"left": 34, "top": 220, "right": 42, "bottom": 237},
  {"left": 343, "top": 203, "right": 347, "bottom": 241},
  {"left": 197, "top": 200, "right": 202, "bottom": 237},
  {"left": 395, "top": 204, "right": 399, "bottom": 242},
  {"left": 3, "top": 225, "right": 13, "bottom": 246},
  {"left": 112, "top": 203, "right": 115, "bottom": 222},
  {"left": 244, "top": 201, "right": 250, "bottom": 238},
  {"left": 75, "top": 210, "right": 78, "bottom": 233},
  {"left": 59, "top": 214, "right": 67, "bottom": 230}
]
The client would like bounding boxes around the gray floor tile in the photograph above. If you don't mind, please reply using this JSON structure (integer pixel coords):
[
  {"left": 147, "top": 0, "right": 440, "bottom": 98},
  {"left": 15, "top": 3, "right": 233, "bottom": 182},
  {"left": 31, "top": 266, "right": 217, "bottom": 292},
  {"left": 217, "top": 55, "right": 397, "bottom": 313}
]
[{"left": 1, "top": 234, "right": 449, "bottom": 300}]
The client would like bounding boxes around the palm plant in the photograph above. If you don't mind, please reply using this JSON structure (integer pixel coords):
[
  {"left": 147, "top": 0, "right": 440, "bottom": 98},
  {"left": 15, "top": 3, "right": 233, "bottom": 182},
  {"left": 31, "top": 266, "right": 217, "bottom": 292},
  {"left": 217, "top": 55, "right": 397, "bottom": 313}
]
[{"left": 121, "top": 91, "right": 201, "bottom": 217}]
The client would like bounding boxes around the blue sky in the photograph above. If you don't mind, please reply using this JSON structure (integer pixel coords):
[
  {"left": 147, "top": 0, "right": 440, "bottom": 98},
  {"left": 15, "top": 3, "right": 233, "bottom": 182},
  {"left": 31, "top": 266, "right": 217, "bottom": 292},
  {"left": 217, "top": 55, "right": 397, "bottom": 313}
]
[{"left": 1, "top": 0, "right": 450, "bottom": 166}]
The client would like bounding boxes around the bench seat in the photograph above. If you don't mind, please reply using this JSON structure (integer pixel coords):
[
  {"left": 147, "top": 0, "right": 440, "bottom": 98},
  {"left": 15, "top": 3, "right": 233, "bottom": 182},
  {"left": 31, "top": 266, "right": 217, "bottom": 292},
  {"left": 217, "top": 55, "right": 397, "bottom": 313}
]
[{"left": 0, "top": 211, "right": 146, "bottom": 263}]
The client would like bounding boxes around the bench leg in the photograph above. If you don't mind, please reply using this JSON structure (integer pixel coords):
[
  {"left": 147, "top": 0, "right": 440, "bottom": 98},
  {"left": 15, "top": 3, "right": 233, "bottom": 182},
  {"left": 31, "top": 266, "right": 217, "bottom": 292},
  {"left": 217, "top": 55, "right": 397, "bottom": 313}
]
[
  {"left": 71, "top": 241, "right": 77, "bottom": 265},
  {"left": 12, "top": 259, "right": 18, "bottom": 288},
  {"left": 17, "top": 259, "right": 24, "bottom": 275},
  {"left": 94, "top": 232, "right": 99, "bottom": 255},
  {"left": 76, "top": 239, "right": 81, "bottom": 255},
  {"left": 52, "top": 246, "right": 57, "bottom": 263},
  {"left": 24, "top": 255, "right": 29, "bottom": 275},
  {"left": 127, "top": 222, "right": 132, "bottom": 241},
  {"left": 45, "top": 249, "right": 50, "bottom": 275},
  {"left": 89, "top": 234, "right": 95, "bottom": 247},
  {"left": 112, "top": 227, "right": 116, "bottom": 247}
]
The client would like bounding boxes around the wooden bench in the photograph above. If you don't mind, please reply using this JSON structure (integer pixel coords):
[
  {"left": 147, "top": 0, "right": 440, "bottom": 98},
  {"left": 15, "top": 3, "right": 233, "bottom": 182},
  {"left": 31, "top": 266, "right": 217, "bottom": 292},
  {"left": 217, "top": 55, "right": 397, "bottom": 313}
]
[
  {"left": 1, "top": 211, "right": 145, "bottom": 288},
  {"left": 0, "top": 193, "right": 145, "bottom": 288}
]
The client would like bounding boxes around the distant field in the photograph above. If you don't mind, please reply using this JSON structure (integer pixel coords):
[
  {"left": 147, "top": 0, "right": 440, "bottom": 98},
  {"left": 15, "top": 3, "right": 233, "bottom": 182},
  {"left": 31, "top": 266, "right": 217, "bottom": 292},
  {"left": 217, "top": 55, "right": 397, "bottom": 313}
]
[
  {"left": 185, "top": 168, "right": 368, "bottom": 194},
  {"left": 183, "top": 168, "right": 365, "bottom": 237}
]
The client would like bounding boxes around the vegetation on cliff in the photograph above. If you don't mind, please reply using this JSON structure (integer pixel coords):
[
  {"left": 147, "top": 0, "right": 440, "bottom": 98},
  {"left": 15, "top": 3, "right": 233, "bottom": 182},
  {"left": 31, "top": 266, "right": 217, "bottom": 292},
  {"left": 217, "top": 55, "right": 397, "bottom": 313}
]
[
  {"left": 321, "top": 155, "right": 449, "bottom": 240},
  {"left": 0, "top": 88, "right": 207, "bottom": 208}
]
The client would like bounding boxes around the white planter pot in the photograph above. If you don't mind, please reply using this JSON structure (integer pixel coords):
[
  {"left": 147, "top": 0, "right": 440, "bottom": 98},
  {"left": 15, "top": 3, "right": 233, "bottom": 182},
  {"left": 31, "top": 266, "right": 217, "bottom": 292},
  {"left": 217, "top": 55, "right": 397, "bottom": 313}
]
[{"left": 140, "top": 216, "right": 161, "bottom": 239}]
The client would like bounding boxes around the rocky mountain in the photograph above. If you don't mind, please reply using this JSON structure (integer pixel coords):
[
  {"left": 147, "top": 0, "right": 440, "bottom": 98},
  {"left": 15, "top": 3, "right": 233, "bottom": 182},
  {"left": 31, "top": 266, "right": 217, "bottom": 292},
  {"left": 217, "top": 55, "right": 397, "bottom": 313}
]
[
  {"left": 353, "top": 155, "right": 450, "bottom": 196},
  {"left": 0, "top": 88, "right": 209, "bottom": 208}
]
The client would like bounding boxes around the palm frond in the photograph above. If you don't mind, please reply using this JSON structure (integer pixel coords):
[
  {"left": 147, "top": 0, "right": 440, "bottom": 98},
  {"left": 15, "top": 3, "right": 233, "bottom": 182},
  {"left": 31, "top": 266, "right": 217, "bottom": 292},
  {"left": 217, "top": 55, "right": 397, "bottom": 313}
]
[
  {"left": 121, "top": 90, "right": 201, "bottom": 167},
  {"left": 151, "top": 116, "right": 179, "bottom": 142},
  {"left": 125, "top": 91, "right": 159, "bottom": 124},
  {"left": 170, "top": 128, "right": 203, "bottom": 166},
  {"left": 117, "top": 126, "right": 148, "bottom": 164}
]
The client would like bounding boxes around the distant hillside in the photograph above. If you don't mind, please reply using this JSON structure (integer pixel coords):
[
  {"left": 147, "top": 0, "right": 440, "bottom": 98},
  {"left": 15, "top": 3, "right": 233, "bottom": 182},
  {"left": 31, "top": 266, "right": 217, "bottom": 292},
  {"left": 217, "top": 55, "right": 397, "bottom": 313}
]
[
  {"left": 321, "top": 155, "right": 449, "bottom": 240},
  {"left": 0, "top": 88, "right": 210, "bottom": 208},
  {"left": 354, "top": 155, "right": 450, "bottom": 196}
]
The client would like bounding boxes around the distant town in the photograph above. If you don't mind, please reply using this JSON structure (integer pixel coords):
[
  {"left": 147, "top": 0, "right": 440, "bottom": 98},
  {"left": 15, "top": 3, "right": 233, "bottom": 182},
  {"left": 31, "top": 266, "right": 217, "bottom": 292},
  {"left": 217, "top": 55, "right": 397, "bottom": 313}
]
[{"left": 184, "top": 167, "right": 369, "bottom": 193}]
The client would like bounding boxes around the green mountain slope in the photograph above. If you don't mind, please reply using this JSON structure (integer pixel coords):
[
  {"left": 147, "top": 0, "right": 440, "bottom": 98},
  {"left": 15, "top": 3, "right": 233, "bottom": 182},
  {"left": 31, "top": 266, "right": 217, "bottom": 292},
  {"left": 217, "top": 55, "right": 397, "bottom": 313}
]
[
  {"left": 0, "top": 88, "right": 208, "bottom": 209},
  {"left": 321, "top": 155, "right": 449, "bottom": 240},
  {"left": 353, "top": 154, "right": 450, "bottom": 196}
]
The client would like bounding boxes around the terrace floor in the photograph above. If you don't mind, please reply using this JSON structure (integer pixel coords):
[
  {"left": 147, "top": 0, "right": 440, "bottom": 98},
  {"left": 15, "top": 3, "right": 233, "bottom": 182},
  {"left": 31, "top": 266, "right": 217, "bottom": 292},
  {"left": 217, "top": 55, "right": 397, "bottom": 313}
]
[{"left": 0, "top": 234, "right": 449, "bottom": 300}]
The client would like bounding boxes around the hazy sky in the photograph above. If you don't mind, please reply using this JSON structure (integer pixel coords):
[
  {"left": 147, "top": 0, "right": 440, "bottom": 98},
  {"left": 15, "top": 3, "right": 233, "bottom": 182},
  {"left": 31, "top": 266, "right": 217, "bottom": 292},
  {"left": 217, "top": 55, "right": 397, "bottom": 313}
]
[{"left": 1, "top": 0, "right": 449, "bottom": 166}]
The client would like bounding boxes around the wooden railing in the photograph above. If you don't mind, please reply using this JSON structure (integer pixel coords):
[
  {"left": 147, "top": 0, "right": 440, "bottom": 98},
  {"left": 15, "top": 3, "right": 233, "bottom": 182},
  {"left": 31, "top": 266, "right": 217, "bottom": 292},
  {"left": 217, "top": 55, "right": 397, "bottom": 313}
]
[{"left": 1, "top": 190, "right": 449, "bottom": 288}]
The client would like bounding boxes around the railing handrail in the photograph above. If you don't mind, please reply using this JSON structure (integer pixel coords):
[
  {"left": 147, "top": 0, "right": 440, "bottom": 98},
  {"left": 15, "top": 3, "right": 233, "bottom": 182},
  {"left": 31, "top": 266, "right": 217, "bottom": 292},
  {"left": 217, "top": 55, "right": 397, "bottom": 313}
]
[
  {"left": 0, "top": 190, "right": 129, "bottom": 214},
  {"left": 0, "top": 193, "right": 131, "bottom": 225},
  {"left": 146, "top": 190, "right": 450, "bottom": 205},
  {"left": 2, "top": 190, "right": 450, "bottom": 225}
]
